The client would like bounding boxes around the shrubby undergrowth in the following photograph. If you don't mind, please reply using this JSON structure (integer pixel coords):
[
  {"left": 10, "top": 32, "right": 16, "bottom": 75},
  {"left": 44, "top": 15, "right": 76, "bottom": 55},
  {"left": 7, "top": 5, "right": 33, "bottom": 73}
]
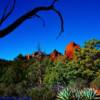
[{"left": 0, "top": 39, "right": 99, "bottom": 100}]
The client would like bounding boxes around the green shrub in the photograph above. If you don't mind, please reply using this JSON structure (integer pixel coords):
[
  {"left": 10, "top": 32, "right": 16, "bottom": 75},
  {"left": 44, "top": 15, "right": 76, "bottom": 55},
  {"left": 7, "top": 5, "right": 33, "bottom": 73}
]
[
  {"left": 57, "top": 87, "right": 73, "bottom": 100},
  {"left": 82, "top": 88, "right": 96, "bottom": 100},
  {"left": 90, "top": 75, "right": 100, "bottom": 89},
  {"left": 57, "top": 87, "right": 96, "bottom": 100},
  {"left": 15, "top": 81, "right": 27, "bottom": 96},
  {"left": 75, "top": 89, "right": 83, "bottom": 100},
  {"left": 27, "top": 87, "right": 56, "bottom": 100}
]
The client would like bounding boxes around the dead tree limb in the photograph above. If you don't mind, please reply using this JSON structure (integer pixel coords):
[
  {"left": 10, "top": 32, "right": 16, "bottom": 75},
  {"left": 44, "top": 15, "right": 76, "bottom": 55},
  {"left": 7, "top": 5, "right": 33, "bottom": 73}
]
[
  {"left": 0, "top": 0, "right": 64, "bottom": 38},
  {"left": 0, "top": 0, "right": 16, "bottom": 26}
]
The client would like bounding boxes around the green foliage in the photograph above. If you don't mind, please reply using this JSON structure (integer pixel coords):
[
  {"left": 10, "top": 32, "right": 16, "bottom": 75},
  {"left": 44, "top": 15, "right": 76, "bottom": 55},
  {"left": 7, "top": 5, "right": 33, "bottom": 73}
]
[
  {"left": 14, "top": 54, "right": 24, "bottom": 61},
  {"left": 54, "top": 55, "right": 67, "bottom": 64},
  {"left": 44, "top": 39, "right": 100, "bottom": 89},
  {"left": 74, "top": 40, "right": 100, "bottom": 82},
  {"left": 27, "top": 87, "right": 56, "bottom": 100},
  {"left": 68, "top": 78, "right": 88, "bottom": 89},
  {"left": 75, "top": 88, "right": 96, "bottom": 100},
  {"left": 26, "top": 58, "right": 53, "bottom": 86},
  {"left": 25, "top": 62, "right": 40, "bottom": 86},
  {"left": 0, "top": 65, "right": 23, "bottom": 85},
  {"left": 57, "top": 87, "right": 72, "bottom": 100},
  {"left": 75, "top": 89, "right": 83, "bottom": 100},
  {"left": 0, "top": 83, "right": 17, "bottom": 96},
  {"left": 82, "top": 88, "right": 96, "bottom": 100},
  {"left": 84, "top": 39, "right": 100, "bottom": 49},
  {"left": 90, "top": 75, "right": 100, "bottom": 89},
  {"left": 0, "top": 81, "right": 28, "bottom": 96},
  {"left": 57, "top": 87, "right": 96, "bottom": 100},
  {"left": 43, "top": 62, "right": 67, "bottom": 86},
  {"left": 0, "top": 39, "right": 99, "bottom": 97},
  {"left": 15, "top": 81, "right": 27, "bottom": 96}
]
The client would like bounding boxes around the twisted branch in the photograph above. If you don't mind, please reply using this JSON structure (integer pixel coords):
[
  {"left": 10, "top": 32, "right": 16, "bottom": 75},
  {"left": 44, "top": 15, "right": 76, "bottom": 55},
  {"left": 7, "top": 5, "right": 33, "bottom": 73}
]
[
  {"left": 0, "top": 0, "right": 64, "bottom": 38},
  {"left": 0, "top": 0, "right": 16, "bottom": 26}
]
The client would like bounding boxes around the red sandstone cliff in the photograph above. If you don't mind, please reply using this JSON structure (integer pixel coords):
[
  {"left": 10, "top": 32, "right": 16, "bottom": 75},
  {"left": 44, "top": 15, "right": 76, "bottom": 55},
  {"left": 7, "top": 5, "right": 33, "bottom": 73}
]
[
  {"left": 50, "top": 49, "right": 62, "bottom": 61},
  {"left": 65, "top": 42, "right": 80, "bottom": 59},
  {"left": 25, "top": 42, "right": 80, "bottom": 61}
]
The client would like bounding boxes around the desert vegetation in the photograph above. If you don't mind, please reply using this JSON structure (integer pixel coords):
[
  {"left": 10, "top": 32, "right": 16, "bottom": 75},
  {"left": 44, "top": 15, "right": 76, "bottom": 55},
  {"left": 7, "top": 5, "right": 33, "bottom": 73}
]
[{"left": 0, "top": 39, "right": 100, "bottom": 100}]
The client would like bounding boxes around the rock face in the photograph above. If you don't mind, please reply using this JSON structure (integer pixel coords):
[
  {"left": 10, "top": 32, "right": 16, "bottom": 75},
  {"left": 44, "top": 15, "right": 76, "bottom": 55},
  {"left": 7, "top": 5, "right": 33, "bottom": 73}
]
[
  {"left": 25, "top": 54, "right": 32, "bottom": 60},
  {"left": 25, "top": 51, "right": 47, "bottom": 61},
  {"left": 32, "top": 51, "right": 46, "bottom": 61},
  {"left": 25, "top": 42, "right": 80, "bottom": 61},
  {"left": 50, "top": 49, "right": 62, "bottom": 61},
  {"left": 65, "top": 42, "right": 80, "bottom": 59}
]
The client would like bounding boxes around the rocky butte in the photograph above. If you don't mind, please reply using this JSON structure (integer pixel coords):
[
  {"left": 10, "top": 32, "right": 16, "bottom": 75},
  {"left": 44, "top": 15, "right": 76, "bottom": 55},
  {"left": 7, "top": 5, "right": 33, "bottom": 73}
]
[
  {"left": 49, "top": 49, "right": 62, "bottom": 61},
  {"left": 64, "top": 42, "right": 80, "bottom": 59},
  {"left": 25, "top": 42, "right": 80, "bottom": 61}
]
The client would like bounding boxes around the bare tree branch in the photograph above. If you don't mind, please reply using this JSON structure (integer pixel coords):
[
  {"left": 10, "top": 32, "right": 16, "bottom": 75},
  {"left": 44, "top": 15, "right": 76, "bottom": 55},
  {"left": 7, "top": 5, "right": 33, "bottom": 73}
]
[
  {"left": 0, "top": 0, "right": 64, "bottom": 38},
  {"left": 35, "top": 14, "right": 45, "bottom": 27},
  {"left": 52, "top": 7, "right": 64, "bottom": 39},
  {"left": 0, "top": 0, "right": 16, "bottom": 26}
]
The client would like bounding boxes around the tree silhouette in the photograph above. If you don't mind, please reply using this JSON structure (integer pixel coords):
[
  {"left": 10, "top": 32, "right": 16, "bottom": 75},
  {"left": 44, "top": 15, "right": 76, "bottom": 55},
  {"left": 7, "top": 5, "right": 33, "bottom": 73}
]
[{"left": 0, "top": 0, "right": 64, "bottom": 38}]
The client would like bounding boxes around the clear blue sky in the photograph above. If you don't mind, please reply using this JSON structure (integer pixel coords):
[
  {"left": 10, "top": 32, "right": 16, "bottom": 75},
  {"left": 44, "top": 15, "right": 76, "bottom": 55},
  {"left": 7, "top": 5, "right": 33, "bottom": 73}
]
[{"left": 0, "top": 0, "right": 100, "bottom": 60}]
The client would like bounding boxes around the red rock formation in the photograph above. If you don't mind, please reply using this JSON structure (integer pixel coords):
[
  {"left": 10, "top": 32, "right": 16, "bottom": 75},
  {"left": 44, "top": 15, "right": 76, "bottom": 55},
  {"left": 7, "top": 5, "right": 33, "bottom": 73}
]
[
  {"left": 50, "top": 49, "right": 62, "bottom": 61},
  {"left": 32, "top": 51, "right": 46, "bottom": 61},
  {"left": 32, "top": 51, "right": 45, "bottom": 58},
  {"left": 65, "top": 42, "right": 80, "bottom": 59},
  {"left": 25, "top": 54, "right": 32, "bottom": 60}
]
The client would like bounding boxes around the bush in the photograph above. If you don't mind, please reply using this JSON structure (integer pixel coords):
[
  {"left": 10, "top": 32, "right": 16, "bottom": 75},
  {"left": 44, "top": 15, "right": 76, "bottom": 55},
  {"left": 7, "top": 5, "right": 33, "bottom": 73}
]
[
  {"left": 57, "top": 87, "right": 96, "bottom": 100},
  {"left": 27, "top": 86, "right": 56, "bottom": 100},
  {"left": 90, "top": 75, "right": 100, "bottom": 89},
  {"left": 57, "top": 87, "right": 73, "bottom": 100}
]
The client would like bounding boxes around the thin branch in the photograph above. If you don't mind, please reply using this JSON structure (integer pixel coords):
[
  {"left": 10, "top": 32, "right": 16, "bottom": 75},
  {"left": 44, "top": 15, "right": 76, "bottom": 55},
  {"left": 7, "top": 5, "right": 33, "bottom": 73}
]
[
  {"left": 0, "top": 0, "right": 11, "bottom": 22},
  {"left": 52, "top": 7, "right": 64, "bottom": 39},
  {"left": 0, "top": 0, "right": 64, "bottom": 38},
  {"left": 35, "top": 14, "right": 45, "bottom": 27},
  {"left": 0, "top": 0, "right": 16, "bottom": 26},
  {"left": 51, "top": 0, "right": 58, "bottom": 6}
]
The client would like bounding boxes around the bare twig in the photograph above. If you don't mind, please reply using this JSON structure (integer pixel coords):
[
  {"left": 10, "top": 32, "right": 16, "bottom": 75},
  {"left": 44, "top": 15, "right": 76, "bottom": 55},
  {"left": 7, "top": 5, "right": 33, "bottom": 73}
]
[
  {"left": 0, "top": 0, "right": 16, "bottom": 26},
  {"left": 0, "top": 0, "right": 64, "bottom": 38},
  {"left": 52, "top": 7, "right": 64, "bottom": 39},
  {"left": 35, "top": 14, "right": 45, "bottom": 27}
]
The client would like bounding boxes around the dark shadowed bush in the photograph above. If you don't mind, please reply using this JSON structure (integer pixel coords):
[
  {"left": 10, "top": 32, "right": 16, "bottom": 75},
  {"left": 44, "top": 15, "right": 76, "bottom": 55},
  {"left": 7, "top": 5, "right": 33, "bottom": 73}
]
[{"left": 27, "top": 86, "right": 57, "bottom": 100}]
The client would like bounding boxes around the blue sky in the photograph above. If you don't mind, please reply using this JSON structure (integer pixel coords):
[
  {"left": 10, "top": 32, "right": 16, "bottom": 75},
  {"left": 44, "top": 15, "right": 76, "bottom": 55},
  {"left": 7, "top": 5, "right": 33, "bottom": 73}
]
[{"left": 0, "top": 0, "right": 100, "bottom": 60}]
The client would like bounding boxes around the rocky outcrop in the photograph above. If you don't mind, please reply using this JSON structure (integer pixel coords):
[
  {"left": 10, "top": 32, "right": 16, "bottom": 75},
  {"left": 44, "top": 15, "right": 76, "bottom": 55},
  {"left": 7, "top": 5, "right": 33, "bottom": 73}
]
[
  {"left": 32, "top": 51, "right": 46, "bottom": 61},
  {"left": 25, "top": 54, "right": 32, "bottom": 60},
  {"left": 25, "top": 42, "right": 80, "bottom": 61},
  {"left": 65, "top": 42, "right": 80, "bottom": 59},
  {"left": 25, "top": 51, "right": 47, "bottom": 61},
  {"left": 50, "top": 49, "right": 62, "bottom": 61}
]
